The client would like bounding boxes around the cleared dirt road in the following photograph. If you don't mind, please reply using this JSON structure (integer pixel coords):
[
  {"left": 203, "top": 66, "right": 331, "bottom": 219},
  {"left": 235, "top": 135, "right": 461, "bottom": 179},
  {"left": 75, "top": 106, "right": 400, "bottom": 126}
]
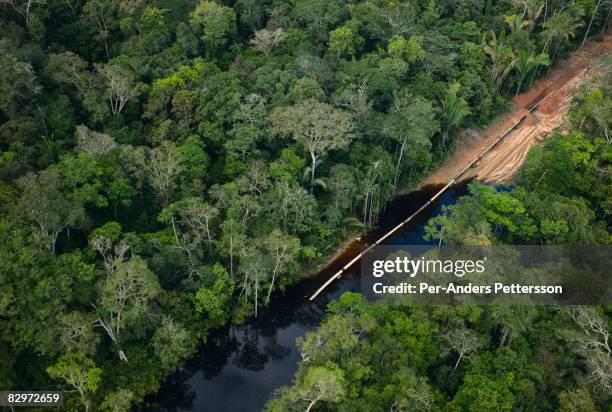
[
  {"left": 312, "top": 31, "right": 611, "bottom": 286},
  {"left": 421, "top": 30, "right": 612, "bottom": 187}
]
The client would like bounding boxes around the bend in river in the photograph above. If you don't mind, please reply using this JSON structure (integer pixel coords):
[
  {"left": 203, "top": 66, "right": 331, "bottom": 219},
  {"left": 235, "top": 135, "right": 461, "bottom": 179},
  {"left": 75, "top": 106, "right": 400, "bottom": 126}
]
[{"left": 145, "top": 182, "right": 470, "bottom": 412}]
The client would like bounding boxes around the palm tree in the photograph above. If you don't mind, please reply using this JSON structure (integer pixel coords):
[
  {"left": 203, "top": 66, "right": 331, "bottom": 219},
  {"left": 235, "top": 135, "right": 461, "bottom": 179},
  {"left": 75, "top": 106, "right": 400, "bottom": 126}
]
[
  {"left": 582, "top": 0, "right": 611, "bottom": 47},
  {"left": 531, "top": 12, "right": 582, "bottom": 83},
  {"left": 514, "top": 50, "right": 550, "bottom": 96},
  {"left": 505, "top": 14, "right": 529, "bottom": 32},
  {"left": 484, "top": 32, "right": 518, "bottom": 94},
  {"left": 542, "top": 12, "right": 582, "bottom": 54},
  {"left": 522, "top": 0, "right": 545, "bottom": 31},
  {"left": 441, "top": 83, "right": 471, "bottom": 144}
]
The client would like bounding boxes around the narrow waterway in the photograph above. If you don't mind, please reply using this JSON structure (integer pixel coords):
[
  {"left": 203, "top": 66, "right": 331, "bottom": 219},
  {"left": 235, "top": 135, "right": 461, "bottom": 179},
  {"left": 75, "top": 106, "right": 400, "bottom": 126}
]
[{"left": 144, "top": 181, "right": 471, "bottom": 412}]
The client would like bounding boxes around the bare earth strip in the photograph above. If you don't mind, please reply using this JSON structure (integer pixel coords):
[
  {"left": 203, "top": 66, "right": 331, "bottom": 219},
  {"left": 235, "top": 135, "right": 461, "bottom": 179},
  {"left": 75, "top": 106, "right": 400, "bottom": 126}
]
[
  {"left": 420, "top": 29, "right": 612, "bottom": 187},
  {"left": 312, "top": 31, "right": 611, "bottom": 279}
]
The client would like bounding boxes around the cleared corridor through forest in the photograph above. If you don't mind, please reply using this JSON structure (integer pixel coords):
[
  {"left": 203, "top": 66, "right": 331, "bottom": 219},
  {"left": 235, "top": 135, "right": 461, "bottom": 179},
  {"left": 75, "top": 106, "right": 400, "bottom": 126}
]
[
  {"left": 311, "top": 29, "right": 612, "bottom": 300},
  {"left": 424, "top": 29, "right": 612, "bottom": 186}
]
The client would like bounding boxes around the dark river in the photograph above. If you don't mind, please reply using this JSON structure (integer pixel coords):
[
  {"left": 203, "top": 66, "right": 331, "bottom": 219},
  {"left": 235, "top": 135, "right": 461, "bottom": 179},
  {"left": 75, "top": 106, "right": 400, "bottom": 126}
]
[{"left": 144, "top": 181, "right": 471, "bottom": 412}]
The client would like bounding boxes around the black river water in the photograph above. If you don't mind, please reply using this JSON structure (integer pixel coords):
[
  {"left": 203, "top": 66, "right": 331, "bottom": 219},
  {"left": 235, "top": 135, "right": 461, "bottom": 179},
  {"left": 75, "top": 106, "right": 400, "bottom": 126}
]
[{"left": 144, "top": 182, "right": 470, "bottom": 412}]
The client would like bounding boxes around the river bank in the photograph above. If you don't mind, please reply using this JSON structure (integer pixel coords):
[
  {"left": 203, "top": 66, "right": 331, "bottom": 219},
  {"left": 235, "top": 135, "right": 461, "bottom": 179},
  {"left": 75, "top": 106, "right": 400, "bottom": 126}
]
[
  {"left": 145, "top": 183, "right": 471, "bottom": 412},
  {"left": 314, "top": 29, "right": 611, "bottom": 279},
  {"left": 146, "top": 30, "right": 612, "bottom": 412}
]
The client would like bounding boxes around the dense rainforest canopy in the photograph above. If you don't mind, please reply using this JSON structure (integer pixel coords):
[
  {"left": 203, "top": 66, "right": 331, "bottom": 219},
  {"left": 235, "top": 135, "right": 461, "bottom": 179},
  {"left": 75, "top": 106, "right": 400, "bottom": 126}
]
[
  {"left": 0, "top": 0, "right": 610, "bottom": 410},
  {"left": 267, "top": 69, "right": 612, "bottom": 410}
]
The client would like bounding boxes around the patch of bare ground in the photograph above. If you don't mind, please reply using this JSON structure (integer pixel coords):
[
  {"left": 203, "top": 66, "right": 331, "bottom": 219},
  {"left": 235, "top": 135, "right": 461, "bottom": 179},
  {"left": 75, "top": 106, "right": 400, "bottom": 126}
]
[
  {"left": 420, "top": 29, "right": 612, "bottom": 187},
  {"left": 312, "top": 31, "right": 611, "bottom": 280}
]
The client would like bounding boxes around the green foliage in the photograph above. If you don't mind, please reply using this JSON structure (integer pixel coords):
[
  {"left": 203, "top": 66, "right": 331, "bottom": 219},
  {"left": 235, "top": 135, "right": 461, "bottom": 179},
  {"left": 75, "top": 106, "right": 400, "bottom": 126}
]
[
  {"left": 1, "top": 0, "right": 610, "bottom": 407},
  {"left": 558, "top": 388, "right": 597, "bottom": 412},
  {"left": 388, "top": 35, "right": 425, "bottom": 63},
  {"left": 274, "top": 74, "right": 612, "bottom": 411},
  {"left": 441, "top": 82, "right": 471, "bottom": 144},
  {"left": 194, "top": 263, "right": 234, "bottom": 325},
  {"left": 266, "top": 363, "right": 347, "bottom": 411},
  {"left": 288, "top": 78, "right": 325, "bottom": 103},
  {"left": 519, "top": 132, "right": 597, "bottom": 197},
  {"left": 14, "top": 169, "right": 86, "bottom": 252},
  {"left": 47, "top": 353, "right": 102, "bottom": 411},
  {"left": 449, "top": 372, "right": 516, "bottom": 411},
  {"left": 384, "top": 95, "right": 438, "bottom": 185},
  {"left": 291, "top": 0, "right": 347, "bottom": 40},
  {"left": 0, "top": 50, "right": 40, "bottom": 117},
  {"left": 513, "top": 49, "right": 550, "bottom": 96},
  {"left": 152, "top": 316, "right": 196, "bottom": 371},
  {"left": 269, "top": 99, "right": 355, "bottom": 184},
  {"left": 100, "top": 389, "right": 134, "bottom": 412},
  {"left": 189, "top": 1, "right": 237, "bottom": 55},
  {"left": 328, "top": 23, "right": 363, "bottom": 58}
]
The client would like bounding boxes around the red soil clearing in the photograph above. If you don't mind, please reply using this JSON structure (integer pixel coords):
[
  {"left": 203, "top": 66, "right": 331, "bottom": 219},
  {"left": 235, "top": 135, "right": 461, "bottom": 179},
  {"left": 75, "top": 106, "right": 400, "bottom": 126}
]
[
  {"left": 420, "top": 29, "right": 612, "bottom": 187},
  {"left": 314, "top": 32, "right": 611, "bottom": 281}
]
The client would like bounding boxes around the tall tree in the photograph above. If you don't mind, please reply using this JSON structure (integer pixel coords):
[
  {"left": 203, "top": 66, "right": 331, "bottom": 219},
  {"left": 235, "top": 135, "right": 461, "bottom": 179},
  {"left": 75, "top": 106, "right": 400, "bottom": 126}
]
[
  {"left": 267, "top": 364, "right": 346, "bottom": 412},
  {"left": 582, "top": 0, "right": 608, "bottom": 47},
  {"left": 218, "top": 218, "right": 247, "bottom": 278},
  {"left": 326, "top": 164, "right": 357, "bottom": 211},
  {"left": 504, "top": 14, "right": 529, "bottom": 32},
  {"left": 57, "top": 312, "right": 100, "bottom": 356},
  {"left": 238, "top": 246, "right": 266, "bottom": 317},
  {"left": 0, "top": 51, "right": 40, "bottom": 117},
  {"left": 75, "top": 125, "right": 117, "bottom": 159},
  {"left": 47, "top": 354, "right": 102, "bottom": 412},
  {"left": 100, "top": 389, "right": 134, "bottom": 412},
  {"left": 441, "top": 83, "right": 471, "bottom": 145},
  {"left": 269, "top": 100, "right": 354, "bottom": 186},
  {"left": 263, "top": 229, "right": 300, "bottom": 305},
  {"left": 563, "top": 307, "right": 612, "bottom": 393},
  {"left": 189, "top": 0, "right": 237, "bottom": 55},
  {"left": 484, "top": 33, "right": 517, "bottom": 94},
  {"left": 81, "top": 0, "right": 118, "bottom": 59},
  {"left": 540, "top": 11, "right": 582, "bottom": 80},
  {"left": 1, "top": 0, "right": 47, "bottom": 25},
  {"left": 513, "top": 50, "right": 549, "bottom": 95},
  {"left": 94, "top": 256, "right": 160, "bottom": 362},
  {"left": 15, "top": 170, "right": 85, "bottom": 253},
  {"left": 96, "top": 62, "right": 140, "bottom": 115},
  {"left": 384, "top": 96, "right": 437, "bottom": 186},
  {"left": 440, "top": 327, "right": 485, "bottom": 369},
  {"left": 299, "top": 365, "right": 346, "bottom": 412},
  {"left": 152, "top": 316, "right": 195, "bottom": 371},
  {"left": 250, "top": 28, "right": 285, "bottom": 55},
  {"left": 147, "top": 142, "right": 181, "bottom": 207},
  {"left": 522, "top": 0, "right": 544, "bottom": 32},
  {"left": 159, "top": 197, "right": 219, "bottom": 274}
]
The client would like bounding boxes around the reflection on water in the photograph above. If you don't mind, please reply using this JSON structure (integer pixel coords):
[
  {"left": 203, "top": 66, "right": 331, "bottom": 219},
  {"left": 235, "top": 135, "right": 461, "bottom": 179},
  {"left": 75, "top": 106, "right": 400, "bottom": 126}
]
[{"left": 144, "top": 182, "right": 470, "bottom": 412}]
